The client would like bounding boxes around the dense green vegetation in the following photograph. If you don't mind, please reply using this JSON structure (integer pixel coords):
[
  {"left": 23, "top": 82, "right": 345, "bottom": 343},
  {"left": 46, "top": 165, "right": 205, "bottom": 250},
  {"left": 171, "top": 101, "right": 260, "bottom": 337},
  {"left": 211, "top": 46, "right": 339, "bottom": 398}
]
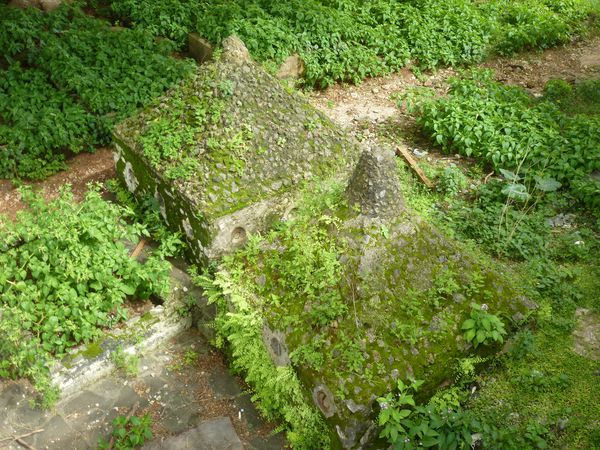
[
  {"left": 0, "top": 4, "right": 194, "bottom": 179},
  {"left": 0, "top": 0, "right": 597, "bottom": 447},
  {"left": 405, "top": 70, "right": 600, "bottom": 214},
  {"left": 379, "top": 70, "right": 600, "bottom": 448},
  {"left": 2, "top": 0, "right": 597, "bottom": 180},
  {"left": 0, "top": 186, "right": 172, "bottom": 405},
  {"left": 110, "top": 0, "right": 598, "bottom": 87}
]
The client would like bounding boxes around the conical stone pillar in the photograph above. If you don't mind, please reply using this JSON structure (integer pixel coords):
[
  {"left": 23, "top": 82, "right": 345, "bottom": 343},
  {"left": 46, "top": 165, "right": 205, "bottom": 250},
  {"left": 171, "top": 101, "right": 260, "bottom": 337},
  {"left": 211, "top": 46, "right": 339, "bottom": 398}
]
[{"left": 346, "top": 146, "right": 404, "bottom": 218}]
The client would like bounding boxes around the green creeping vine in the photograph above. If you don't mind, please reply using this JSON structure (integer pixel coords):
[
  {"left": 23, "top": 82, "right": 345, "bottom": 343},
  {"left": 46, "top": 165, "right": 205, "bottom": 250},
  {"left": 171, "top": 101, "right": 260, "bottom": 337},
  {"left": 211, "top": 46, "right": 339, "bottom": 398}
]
[{"left": 195, "top": 270, "right": 330, "bottom": 449}]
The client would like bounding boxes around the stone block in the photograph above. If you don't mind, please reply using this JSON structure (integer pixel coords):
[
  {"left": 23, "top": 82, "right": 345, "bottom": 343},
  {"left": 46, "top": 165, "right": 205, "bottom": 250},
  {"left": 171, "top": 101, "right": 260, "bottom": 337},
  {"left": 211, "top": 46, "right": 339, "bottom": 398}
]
[
  {"left": 144, "top": 417, "right": 244, "bottom": 450},
  {"left": 212, "top": 147, "right": 537, "bottom": 448},
  {"left": 40, "top": 0, "right": 61, "bottom": 11},
  {"left": 188, "top": 33, "right": 213, "bottom": 64},
  {"left": 276, "top": 54, "right": 305, "bottom": 79}
]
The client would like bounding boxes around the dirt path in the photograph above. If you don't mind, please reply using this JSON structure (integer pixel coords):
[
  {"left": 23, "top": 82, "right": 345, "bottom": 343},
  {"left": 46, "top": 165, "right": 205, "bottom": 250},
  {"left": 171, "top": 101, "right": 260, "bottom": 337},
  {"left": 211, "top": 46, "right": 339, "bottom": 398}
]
[
  {"left": 0, "top": 148, "right": 114, "bottom": 220},
  {"left": 310, "top": 36, "right": 600, "bottom": 132},
  {"left": 484, "top": 36, "right": 600, "bottom": 91}
]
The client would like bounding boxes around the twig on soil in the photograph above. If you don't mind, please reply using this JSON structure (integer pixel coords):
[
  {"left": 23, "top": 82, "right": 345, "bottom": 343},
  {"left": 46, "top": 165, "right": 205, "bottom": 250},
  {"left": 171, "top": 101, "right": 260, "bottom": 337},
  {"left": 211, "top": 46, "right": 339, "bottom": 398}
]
[
  {"left": 483, "top": 171, "right": 495, "bottom": 183},
  {"left": 395, "top": 146, "right": 434, "bottom": 188},
  {"left": 107, "top": 401, "right": 139, "bottom": 450},
  {"left": 15, "top": 438, "right": 37, "bottom": 450},
  {"left": 0, "top": 429, "right": 44, "bottom": 449}
]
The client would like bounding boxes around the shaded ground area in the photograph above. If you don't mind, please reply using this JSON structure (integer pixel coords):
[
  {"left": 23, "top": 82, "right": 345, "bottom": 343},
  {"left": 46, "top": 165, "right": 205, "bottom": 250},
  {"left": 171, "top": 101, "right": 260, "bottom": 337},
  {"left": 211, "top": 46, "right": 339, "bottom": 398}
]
[
  {"left": 0, "top": 148, "right": 114, "bottom": 220},
  {"left": 0, "top": 330, "right": 284, "bottom": 450}
]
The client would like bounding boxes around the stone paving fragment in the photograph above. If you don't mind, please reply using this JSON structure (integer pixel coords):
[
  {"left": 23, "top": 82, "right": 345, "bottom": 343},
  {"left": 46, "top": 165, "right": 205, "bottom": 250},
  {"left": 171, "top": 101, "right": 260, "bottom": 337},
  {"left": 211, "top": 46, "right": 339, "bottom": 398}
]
[
  {"left": 143, "top": 417, "right": 243, "bottom": 450},
  {"left": 0, "top": 330, "right": 284, "bottom": 449}
]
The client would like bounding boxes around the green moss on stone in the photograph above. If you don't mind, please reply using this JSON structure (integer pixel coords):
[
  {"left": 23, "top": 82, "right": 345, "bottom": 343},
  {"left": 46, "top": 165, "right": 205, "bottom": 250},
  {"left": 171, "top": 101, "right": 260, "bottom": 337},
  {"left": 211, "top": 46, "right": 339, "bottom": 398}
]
[{"left": 80, "top": 341, "right": 104, "bottom": 359}]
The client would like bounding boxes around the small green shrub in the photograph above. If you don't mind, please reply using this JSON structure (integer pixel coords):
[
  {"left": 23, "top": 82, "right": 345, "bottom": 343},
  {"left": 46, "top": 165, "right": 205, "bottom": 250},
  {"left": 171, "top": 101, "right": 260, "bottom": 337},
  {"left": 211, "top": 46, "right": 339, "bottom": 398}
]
[
  {"left": 406, "top": 69, "right": 600, "bottom": 212},
  {"left": 377, "top": 378, "right": 476, "bottom": 449},
  {"left": 444, "top": 181, "right": 551, "bottom": 260},
  {"left": 461, "top": 303, "right": 507, "bottom": 348},
  {"left": 98, "top": 413, "right": 153, "bottom": 449},
  {"left": 508, "top": 329, "right": 536, "bottom": 360},
  {"left": 436, "top": 164, "right": 468, "bottom": 197},
  {"left": 111, "top": 346, "right": 140, "bottom": 377}
]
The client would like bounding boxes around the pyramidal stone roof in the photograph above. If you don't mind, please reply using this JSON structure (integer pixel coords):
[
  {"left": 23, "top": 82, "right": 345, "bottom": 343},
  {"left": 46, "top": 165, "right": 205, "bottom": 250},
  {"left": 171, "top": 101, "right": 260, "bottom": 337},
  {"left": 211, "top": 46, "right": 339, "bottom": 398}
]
[{"left": 113, "top": 36, "right": 359, "bottom": 264}]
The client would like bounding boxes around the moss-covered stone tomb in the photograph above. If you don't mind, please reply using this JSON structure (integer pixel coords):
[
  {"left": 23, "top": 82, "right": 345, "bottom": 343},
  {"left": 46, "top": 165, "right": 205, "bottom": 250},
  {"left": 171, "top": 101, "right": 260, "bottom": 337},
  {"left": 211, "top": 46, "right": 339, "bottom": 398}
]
[{"left": 114, "top": 37, "right": 535, "bottom": 449}]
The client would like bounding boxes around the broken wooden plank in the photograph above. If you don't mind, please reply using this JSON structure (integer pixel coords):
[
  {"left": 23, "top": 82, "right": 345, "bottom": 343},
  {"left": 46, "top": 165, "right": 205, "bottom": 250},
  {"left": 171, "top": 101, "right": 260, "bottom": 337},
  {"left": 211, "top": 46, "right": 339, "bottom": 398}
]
[{"left": 395, "top": 146, "right": 434, "bottom": 188}]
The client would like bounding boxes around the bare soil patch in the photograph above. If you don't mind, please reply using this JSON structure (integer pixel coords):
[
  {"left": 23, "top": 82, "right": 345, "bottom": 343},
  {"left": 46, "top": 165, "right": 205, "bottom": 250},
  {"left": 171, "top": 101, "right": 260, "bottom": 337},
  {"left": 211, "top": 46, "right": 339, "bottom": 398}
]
[
  {"left": 0, "top": 148, "right": 114, "bottom": 220},
  {"left": 484, "top": 36, "right": 600, "bottom": 92},
  {"left": 310, "top": 36, "right": 600, "bottom": 132}
]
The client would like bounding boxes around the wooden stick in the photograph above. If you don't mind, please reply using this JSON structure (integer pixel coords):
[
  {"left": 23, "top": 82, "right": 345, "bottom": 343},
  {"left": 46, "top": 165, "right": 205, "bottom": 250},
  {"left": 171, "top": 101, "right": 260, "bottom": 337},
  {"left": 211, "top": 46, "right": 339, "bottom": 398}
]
[
  {"left": 107, "top": 401, "right": 139, "bottom": 450},
  {"left": 15, "top": 438, "right": 37, "bottom": 450},
  {"left": 0, "top": 429, "right": 44, "bottom": 445},
  {"left": 483, "top": 171, "right": 494, "bottom": 183},
  {"left": 130, "top": 238, "right": 147, "bottom": 260},
  {"left": 395, "top": 146, "right": 434, "bottom": 188}
]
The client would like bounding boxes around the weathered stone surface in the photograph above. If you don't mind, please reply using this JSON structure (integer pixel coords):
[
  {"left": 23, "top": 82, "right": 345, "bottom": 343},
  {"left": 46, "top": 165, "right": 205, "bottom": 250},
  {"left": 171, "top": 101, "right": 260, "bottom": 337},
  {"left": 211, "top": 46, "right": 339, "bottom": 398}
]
[
  {"left": 144, "top": 417, "right": 244, "bottom": 450},
  {"left": 277, "top": 54, "right": 305, "bottom": 79},
  {"left": 0, "top": 328, "right": 278, "bottom": 449},
  {"left": 8, "top": 0, "right": 41, "bottom": 8},
  {"left": 221, "top": 35, "right": 251, "bottom": 65},
  {"left": 573, "top": 308, "right": 600, "bottom": 360},
  {"left": 262, "top": 325, "right": 291, "bottom": 367},
  {"left": 113, "top": 37, "right": 359, "bottom": 265},
  {"left": 346, "top": 146, "right": 404, "bottom": 218},
  {"left": 40, "top": 0, "right": 61, "bottom": 11},
  {"left": 188, "top": 32, "right": 213, "bottom": 64},
  {"left": 217, "top": 160, "right": 535, "bottom": 447}
]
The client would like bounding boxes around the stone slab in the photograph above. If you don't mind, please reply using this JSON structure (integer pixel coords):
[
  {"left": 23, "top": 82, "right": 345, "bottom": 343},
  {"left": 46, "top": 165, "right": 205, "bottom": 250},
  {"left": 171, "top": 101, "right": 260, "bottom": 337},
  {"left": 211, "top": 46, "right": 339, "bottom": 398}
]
[
  {"left": 113, "top": 37, "right": 359, "bottom": 266},
  {"left": 144, "top": 417, "right": 244, "bottom": 450}
]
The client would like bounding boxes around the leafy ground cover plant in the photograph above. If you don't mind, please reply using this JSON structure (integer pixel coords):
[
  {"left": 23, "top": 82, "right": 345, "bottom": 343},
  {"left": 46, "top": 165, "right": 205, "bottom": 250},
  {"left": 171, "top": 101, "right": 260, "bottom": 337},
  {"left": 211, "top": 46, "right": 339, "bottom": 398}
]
[
  {"left": 376, "top": 377, "right": 555, "bottom": 449},
  {"left": 0, "top": 65, "right": 97, "bottom": 179},
  {"left": 461, "top": 303, "right": 507, "bottom": 348},
  {"left": 0, "top": 3, "right": 194, "bottom": 179},
  {"left": 482, "top": 0, "right": 587, "bottom": 56},
  {"left": 404, "top": 69, "right": 600, "bottom": 213},
  {"left": 389, "top": 97, "right": 599, "bottom": 448},
  {"left": 98, "top": 413, "right": 153, "bottom": 449},
  {"left": 108, "top": 0, "right": 597, "bottom": 88},
  {"left": 0, "top": 185, "right": 171, "bottom": 404}
]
